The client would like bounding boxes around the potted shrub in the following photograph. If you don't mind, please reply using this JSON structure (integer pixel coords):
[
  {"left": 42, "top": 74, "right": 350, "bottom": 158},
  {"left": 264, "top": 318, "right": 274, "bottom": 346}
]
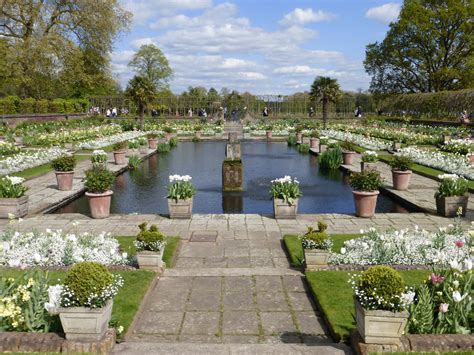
[
  {"left": 0, "top": 176, "right": 28, "bottom": 218},
  {"left": 349, "top": 170, "right": 384, "bottom": 217},
  {"left": 435, "top": 174, "right": 469, "bottom": 217},
  {"left": 351, "top": 266, "right": 412, "bottom": 345},
  {"left": 340, "top": 140, "right": 357, "bottom": 165},
  {"left": 300, "top": 222, "right": 331, "bottom": 270},
  {"left": 91, "top": 149, "right": 108, "bottom": 168},
  {"left": 84, "top": 166, "right": 115, "bottom": 219},
  {"left": 56, "top": 262, "right": 123, "bottom": 341},
  {"left": 147, "top": 133, "right": 158, "bottom": 149},
  {"left": 319, "top": 136, "right": 329, "bottom": 153},
  {"left": 134, "top": 222, "right": 167, "bottom": 271},
  {"left": 295, "top": 125, "right": 303, "bottom": 143},
  {"left": 270, "top": 176, "right": 302, "bottom": 219},
  {"left": 392, "top": 141, "right": 402, "bottom": 151},
  {"left": 194, "top": 125, "right": 203, "bottom": 139},
  {"left": 138, "top": 137, "right": 148, "bottom": 154},
  {"left": 360, "top": 151, "right": 378, "bottom": 172},
  {"left": 309, "top": 130, "right": 320, "bottom": 150},
  {"left": 164, "top": 126, "right": 174, "bottom": 141},
  {"left": 112, "top": 141, "right": 128, "bottom": 165},
  {"left": 167, "top": 174, "right": 196, "bottom": 218},
  {"left": 51, "top": 155, "right": 76, "bottom": 191},
  {"left": 389, "top": 155, "right": 413, "bottom": 191},
  {"left": 266, "top": 125, "right": 273, "bottom": 139}
]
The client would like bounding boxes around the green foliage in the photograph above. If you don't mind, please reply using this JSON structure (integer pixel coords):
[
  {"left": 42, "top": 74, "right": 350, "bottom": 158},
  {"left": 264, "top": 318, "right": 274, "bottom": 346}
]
[
  {"left": 0, "top": 176, "right": 28, "bottom": 198},
  {"left": 135, "top": 222, "right": 166, "bottom": 252},
  {"left": 339, "top": 140, "right": 356, "bottom": 152},
  {"left": 125, "top": 75, "right": 157, "bottom": 128},
  {"left": 192, "top": 136, "right": 200, "bottom": 142},
  {"left": 287, "top": 134, "right": 297, "bottom": 146},
  {"left": 113, "top": 141, "right": 128, "bottom": 151},
  {"left": 408, "top": 284, "right": 434, "bottom": 334},
  {"left": 319, "top": 147, "right": 343, "bottom": 170},
  {"left": 389, "top": 155, "right": 413, "bottom": 171},
  {"left": 0, "top": 96, "right": 20, "bottom": 114},
  {"left": 128, "top": 44, "right": 172, "bottom": 90},
  {"left": 310, "top": 76, "right": 341, "bottom": 129},
  {"left": 147, "top": 133, "right": 158, "bottom": 139},
  {"left": 301, "top": 224, "right": 331, "bottom": 250},
  {"left": 127, "top": 155, "right": 140, "bottom": 170},
  {"left": 50, "top": 99, "right": 66, "bottom": 113},
  {"left": 19, "top": 98, "right": 36, "bottom": 114},
  {"left": 84, "top": 166, "right": 115, "bottom": 193},
  {"left": 357, "top": 266, "right": 405, "bottom": 311},
  {"left": 167, "top": 179, "right": 196, "bottom": 201},
  {"left": 297, "top": 143, "right": 310, "bottom": 154},
  {"left": 310, "top": 130, "right": 320, "bottom": 138},
  {"left": 435, "top": 175, "right": 469, "bottom": 198},
  {"left": 51, "top": 155, "right": 76, "bottom": 172},
  {"left": 157, "top": 142, "right": 170, "bottom": 153},
  {"left": 35, "top": 99, "right": 49, "bottom": 113},
  {"left": 361, "top": 151, "right": 378, "bottom": 163},
  {"left": 318, "top": 221, "right": 328, "bottom": 232},
  {"left": 169, "top": 137, "right": 178, "bottom": 147},
  {"left": 349, "top": 170, "right": 383, "bottom": 192},
  {"left": 270, "top": 176, "right": 302, "bottom": 205}
]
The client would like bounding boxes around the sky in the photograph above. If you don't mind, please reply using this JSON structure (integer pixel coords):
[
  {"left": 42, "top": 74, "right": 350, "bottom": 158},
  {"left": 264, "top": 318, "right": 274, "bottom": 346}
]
[{"left": 113, "top": 0, "right": 402, "bottom": 94}]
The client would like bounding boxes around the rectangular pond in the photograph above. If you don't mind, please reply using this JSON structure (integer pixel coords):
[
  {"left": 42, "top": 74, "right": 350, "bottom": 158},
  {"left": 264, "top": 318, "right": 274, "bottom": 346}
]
[{"left": 55, "top": 141, "right": 409, "bottom": 215}]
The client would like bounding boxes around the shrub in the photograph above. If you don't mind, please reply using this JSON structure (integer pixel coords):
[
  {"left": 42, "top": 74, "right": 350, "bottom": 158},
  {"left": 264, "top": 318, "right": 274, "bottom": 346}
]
[
  {"left": 390, "top": 155, "right": 413, "bottom": 171},
  {"left": 169, "top": 137, "right": 178, "bottom": 147},
  {"left": 147, "top": 133, "right": 158, "bottom": 139},
  {"left": 270, "top": 175, "right": 302, "bottom": 205},
  {"left": 128, "top": 140, "right": 140, "bottom": 149},
  {"left": 157, "top": 142, "right": 170, "bottom": 153},
  {"left": 137, "top": 137, "right": 147, "bottom": 146},
  {"left": 349, "top": 170, "right": 383, "bottom": 192},
  {"left": 128, "top": 155, "right": 140, "bottom": 170},
  {"left": 91, "top": 150, "right": 108, "bottom": 165},
  {"left": 361, "top": 151, "right": 378, "bottom": 163},
  {"left": 50, "top": 99, "right": 66, "bottom": 113},
  {"left": 0, "top": 176, "right": 28, "bottom": 198},
  {"left": 339, "top": 140, "right": 356, "bottom": 152},
  {"left": 64, "top": 100, "right": 76, "bottom": 113},
  {"left": 297, "top": 143, "right": 310, "bottom": 154},
  {"left": 300, "top": 223, "right": 331, "bottom": 250},
  {"left": 435, "top": 174, "right": 468, "bottom": 198},
  {"left": 19, "top": 98, "right": 36, "bottom": 114},
  {"left": 192, "top": 136, "right": 200, "bottom": 142},
  {"left": 319, "top": 147, "right": 343, "bottom": 170},
  {"left": 287, "top": 134, "right": 297, "bottom": 146},
  {"left": 134, "top": 222, "right": 167, "bottom": 252},
  {"left": 167, "top": 174, "right": 196, "bottom": 201},
  {"left": 51, "top": 155, "right": 76, "bottom": 172},
  {"left": 163, "top": 126, "right": 174, "bottom": 133},
  {"left": 194, "top": 125, "right": 203, "bottom": 132},
  {"left": 35, "top": 99, "right": 49, "bottom": 114},
  {"left": 84, "top": 166, "right": 115, "bottom": 193},
  {"left": 113, "top": 141, "right": 128, "bottom": 151},
  {"left": 310, "top": 130, "right": 320, "bottom": 138},
  {"left": 265, "top": 124, "right": 273, "bottom": 131}
]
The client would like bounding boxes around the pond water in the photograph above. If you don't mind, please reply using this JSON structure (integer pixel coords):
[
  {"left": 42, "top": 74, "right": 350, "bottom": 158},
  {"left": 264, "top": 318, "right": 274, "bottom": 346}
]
[{"left": 55, "top": 141, "right": 409, "bottom": 215}]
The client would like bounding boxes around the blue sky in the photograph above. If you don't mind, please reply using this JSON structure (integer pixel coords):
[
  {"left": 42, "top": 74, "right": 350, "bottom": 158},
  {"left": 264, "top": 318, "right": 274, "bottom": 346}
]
[{"left": 113, "top": 1, "right": 401, "bottom": 94}]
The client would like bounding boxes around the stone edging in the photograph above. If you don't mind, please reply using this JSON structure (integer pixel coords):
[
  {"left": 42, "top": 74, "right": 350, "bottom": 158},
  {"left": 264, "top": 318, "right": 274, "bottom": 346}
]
[{"left": 0, "top": 328, "right": 116, "bottom": 354}]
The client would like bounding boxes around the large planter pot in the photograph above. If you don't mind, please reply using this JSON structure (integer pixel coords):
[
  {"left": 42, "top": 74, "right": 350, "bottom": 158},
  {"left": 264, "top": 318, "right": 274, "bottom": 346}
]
[
  {"left": 310, "top": 138, "right": 319, "bottom": 149},
  {"left": 148, "top": 138, "right": 158, "bottom": 149},
  {"left": 137, "top": 249, "right": 165, "bottom": 271},
  {"left": 168, "top": 197, "right": 193, "bottom": 219},
  {"left": 59, "top": 300, "right": 113, "bottom": 341},
  {"left": 266, "top": 131, "right": 273, "bottom": 139},
  {"left": 86, "top": 191, "right": 113, "bottom": 219},
  {"left": 355, "top": 298, "right": 408, "bottom": 345},
  {"left": 195, "top": 132, "right": 202, "bottom": 139},
  {"left": 392, "top": 170, "right": 412, "bottom": 190},
  {"left": 55, "top": 171, "right": 74, "bottom": 191},
  {"left": 319, "top": 144, "right": 327, "bottom": 153},
  {"left": 304, "top": 248, "right": 329, "bottom": 270},
  {"left": 113, "top": 150, "right": 126, "bottom": 165},
  {"left": 353, "top": 190, "right": 379, "bottom": 218},
  {"left": 436, "top": 195, "right": 468, "bottom": 217},
  {"left": 469, "top": 155, "right": 474, "bottom": 164},
  {"left": 342, "top": 151, "right": 356, "bottom": 165},
  {"left": 0, "top": 195, "right": 28, "bottom": 219},
  {"left": 360, "top": 162, "right": 377, "bottom": 172},
  {"left": 296, "top": 133, "right": 303, "bottom": 143},
  {"left": 273, "top": 198, "right": 298, "bottom": 219},
  {"left": 166, "top": 133, "right": 173, "bottom": 141}
]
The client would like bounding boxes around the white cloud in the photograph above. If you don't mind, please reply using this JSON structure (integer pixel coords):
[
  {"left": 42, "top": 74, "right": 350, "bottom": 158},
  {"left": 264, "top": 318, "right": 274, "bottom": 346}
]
[
  {"left": 274, "top": 65, "right": 313, "bottom": 74},
  {"left": 130, "top": 37, "right": 156, "bottom": 49},
  {"left": 238, "top": 72, "right": 266, "bottom": 80},
  {"left": 221, "top": 58, "right": 256, "bottom": 69},
  {"left": 279, "top": 8, "right": 335, "bottom": 27},
  {"left": 365, "top": 3, "right": 401, "bottom": 24}
]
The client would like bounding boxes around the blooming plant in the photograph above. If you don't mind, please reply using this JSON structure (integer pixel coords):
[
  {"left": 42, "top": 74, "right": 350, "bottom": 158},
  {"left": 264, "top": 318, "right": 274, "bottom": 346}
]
[
  {"left": 349, "top": 170, "right": 383, "bottom": 192},
  {"left": 167, "top": 174, "right": 196, "bottom": 202},
  {"left": 0, "top": 176, "right": 28, "bottom": 198},
  {"left": 0, "top": 147, "right": 68, "bottom": 175},
  {"left": 270, "top": 175, "right": 302, "bottom": 205},
  {"left": 435, "top": 174, "right": 468, "bottom": 198},
  {"left": 51, "top": 155, "right": 76, "bottom": 172},
  {"left": 84, "top": 166, "right": 115, "bottom": 193},
  {"left": 300, "top": 222, "right": 331, "bottom": 250},
  {"left": 361, "top": 151, "right": 378, "bottom": 163},
  {"left": 134, "top": 222, "right": 167, "bottom": 252},
  {"left": 389, "top": 155, "right": 413, "bottom": 171},
  {"left": 91, "top": 150, "right": 107, "bottom": 165}
]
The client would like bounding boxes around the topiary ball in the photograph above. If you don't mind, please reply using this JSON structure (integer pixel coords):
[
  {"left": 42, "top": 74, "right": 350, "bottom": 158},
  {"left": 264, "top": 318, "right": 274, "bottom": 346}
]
[{"left": 64, "top": 262, "right": 113, "bottom": 306}]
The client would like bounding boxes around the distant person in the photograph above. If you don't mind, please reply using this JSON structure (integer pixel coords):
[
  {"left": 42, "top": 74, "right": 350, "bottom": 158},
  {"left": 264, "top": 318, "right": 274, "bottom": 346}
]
[
  {"left": 106, "top": 108, "right": 111, "bottom": 117},
  {"left": 355, "top": 106, "right": 363, "bottom": 118},
  {"left": 188, "top": 108, "right": 193, "bottom": 117},
  {"left": 459, "top": 110, "right": 469, "bottom": 123},
  {"left": 112, "top": 107, "right": 117, "bottom": 118},
  {"left": 263, "top": 106, "right": 268, "bottom": 117},
  {"left": 224, "top": 107, "right": 228, "bottom": 119},
  {"left": 309, "top": 107, "right": 314, "bottom": 117}
]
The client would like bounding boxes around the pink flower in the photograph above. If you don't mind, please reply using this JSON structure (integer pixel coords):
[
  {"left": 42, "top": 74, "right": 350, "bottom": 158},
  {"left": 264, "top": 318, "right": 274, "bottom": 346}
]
[
  {"left": 454, "top": 240, "right": 465, "bottom": 248},
  {"left": 431, "top": 273, "right": 444, "bottom": 284},
  {"left": 439, "top": 303, "right": 449, "bottom": 313}
]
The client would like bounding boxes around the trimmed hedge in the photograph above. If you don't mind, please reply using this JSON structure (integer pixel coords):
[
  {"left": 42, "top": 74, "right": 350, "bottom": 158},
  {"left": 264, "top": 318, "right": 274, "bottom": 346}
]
[{"left": 0, "top": 96, "right": 89, "bottom": 115}]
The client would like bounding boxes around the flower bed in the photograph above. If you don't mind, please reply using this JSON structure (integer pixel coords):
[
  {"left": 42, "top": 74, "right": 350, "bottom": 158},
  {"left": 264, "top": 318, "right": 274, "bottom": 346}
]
[
  {"left": 0, "top": 147, "right": 68, "bottom": 175},
  {"left": 78, "top": 131, "right": 147, "bottom": 150},
  {"left": 321, "top": 129, "right": 392, "bottom": 150},
  {"left": 0, "top": 141, "right": 20, "bottom": 159}
]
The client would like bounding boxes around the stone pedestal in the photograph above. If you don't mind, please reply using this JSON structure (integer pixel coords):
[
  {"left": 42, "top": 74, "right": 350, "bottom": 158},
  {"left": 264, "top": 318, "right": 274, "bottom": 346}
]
[
  {"left": 222, "top": 159, "right": 243, "bottom": 191},
  {"left": 226, "top": 143, "right": 241, "bottom": 160}
]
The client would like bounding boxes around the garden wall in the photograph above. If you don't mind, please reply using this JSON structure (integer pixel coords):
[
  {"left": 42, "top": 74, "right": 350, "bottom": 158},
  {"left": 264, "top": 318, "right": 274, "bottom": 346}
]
[{"left": 0, "top": 113, "right": 88, "bottom": 127}]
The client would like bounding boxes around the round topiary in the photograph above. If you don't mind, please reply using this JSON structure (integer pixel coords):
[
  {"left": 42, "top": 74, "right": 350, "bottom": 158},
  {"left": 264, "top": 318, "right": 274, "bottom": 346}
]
[
  {"left": 357, "top": 265, "right": 405, "bottom": 311},
  {"left": 64, "top": 262, "right": 113, "bottom": 306}
]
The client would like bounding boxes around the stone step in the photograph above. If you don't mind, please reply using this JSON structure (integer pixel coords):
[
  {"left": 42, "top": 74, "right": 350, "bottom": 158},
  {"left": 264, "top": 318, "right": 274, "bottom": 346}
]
[
  {"left": 112, "top": 342, "right": 353, "bottom": 354},
  {"left": 163, "top": 267, "right": 303, "bottom": 277}
]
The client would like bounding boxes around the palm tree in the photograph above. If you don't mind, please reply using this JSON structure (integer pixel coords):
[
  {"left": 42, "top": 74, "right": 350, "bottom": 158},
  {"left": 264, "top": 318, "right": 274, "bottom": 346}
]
[
  {"left": 310, "top": 77, "right": 341, "bottom": 129},
  {"left": 125, "top": 76, "right": 157, "bottom": 129}
]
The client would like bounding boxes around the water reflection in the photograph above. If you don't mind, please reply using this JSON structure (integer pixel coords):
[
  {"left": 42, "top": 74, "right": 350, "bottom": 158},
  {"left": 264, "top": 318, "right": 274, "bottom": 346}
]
[{"left": 222, "top": 193, "right": 243, "bottom": 213}]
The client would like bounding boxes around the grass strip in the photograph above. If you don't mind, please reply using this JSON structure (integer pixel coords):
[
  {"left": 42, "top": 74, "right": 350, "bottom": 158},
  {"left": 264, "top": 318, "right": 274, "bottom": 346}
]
[{"left": 16, "top": 154, "right": 90, "bottom": 180}]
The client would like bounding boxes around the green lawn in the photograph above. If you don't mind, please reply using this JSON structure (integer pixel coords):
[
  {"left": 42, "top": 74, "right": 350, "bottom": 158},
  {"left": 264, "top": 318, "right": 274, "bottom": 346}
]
[
  {"left": 283, "top": 234, "right": 361, "bottom": 267},
  {"left": 306, "top": 270, "right": 430, "bottom": 342},
  {"left": 16, "top": 154, "right": 91, "bottom": 180}
]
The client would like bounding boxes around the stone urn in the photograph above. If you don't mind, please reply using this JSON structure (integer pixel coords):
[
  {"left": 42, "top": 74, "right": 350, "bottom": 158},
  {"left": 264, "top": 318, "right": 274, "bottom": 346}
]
[
  {"left": 353, "top": 190, "right": 379, "bottom": 217},
  {"left": 113, "top": 150, "right": 126, "bottom": 165},
  {"left": 168, "top": 197, "right": 193, "bottom": 219},
  {"left": 319, "top": 144, "right": 327, "bottom": 153},
  {"left": 137, "top": 249, "right": 165, "bottom": 271},
  {"left": 86, "top": 191, "right": 113, "bottom": 219},
  {"left": 360, "top": 162, "right": 377, "bottom": 172},
  {"left": 266, "top": 131, "right": 273, "bottom": 139},
  {"left": 296, "top": 132, "right": 303, "bottom": 143},
  {"left": 195, "top": 131, "right": 202, "bottom": 139},
  {"left": 436, "top": 195, "right": 468, "bottom": 217},
  {"left": 59, "top": 300, "right": 113, "bottom": 341},
  {"left": 0, "top": 196, "right": 28, "bottom": 219},
  {"left": 55, "top": 171, "right": 74, "bottom": 191},
  {"left": 273, "top": 198, "right": 298, "bottom": 219},
  {"left": 342, "top": 151, "right": 356, "bottom": 165},
  {"left": 310, "top": 138, "right": 319, "bottom": 150},
  {"left": 392, "top": 142, "right": 402, "bottom": 151},
  {"left": 148, "top": 138, "right": 158, "bottom": 149},
  {"left": 355, "top": 298, "right": 408, "bottom": 345},
  {"left": 304, "top": 249, "right": 329, "bottom": 270},
  {"left": 392, "top": 170, "right": 412, "bottom": 190}
]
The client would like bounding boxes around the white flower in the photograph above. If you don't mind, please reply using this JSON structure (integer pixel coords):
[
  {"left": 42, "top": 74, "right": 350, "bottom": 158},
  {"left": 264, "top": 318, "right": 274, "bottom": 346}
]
[
  {"left": 452, "top": 280, "right": 459, "bottom": 288},
  {"left": 463, "top": 258, "right": 472, "bottom": 271},
  {"left": 400, "top": 291, "right": 415, "bottom": 305},
  {"left": 452, "top": 291, "right": 468, "bottom": 303},
  {"left": 6, "top": 176, "right": 25, "bottom": 185},
  {"left": 340, "top": 247, "right": 346, "bottom": 254},
  {"left": 33, "top": 253, "right": 41, "bottom": 263},
  {"left": 44, "top": 285, "right": 63, "bottom": 314}
]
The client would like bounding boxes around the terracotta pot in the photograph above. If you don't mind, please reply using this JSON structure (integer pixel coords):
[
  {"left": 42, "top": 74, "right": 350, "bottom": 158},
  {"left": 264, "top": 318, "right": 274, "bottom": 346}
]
[
  {"left": 137, "top": 249, "right": 165, "bottom": 271},
  {"left": 352, "top": 190, "right": 379, "bottom": 217},
  {"left": 392, "top": 170, "right": 412, "bottom": 190},
  {"left": 0, "top": 195, "right": 28, "bottom": 219},
  {"left": 304, "top": 249, "right": 329, "bottom": 270},
  {"left": 55, "top": 171, "right": 74, "bottom": 191},
  {"left": 319, "top": 144, "right": 327, "bottom": 153},
  {"left": 113, "top": 150, "right": 126, "bottom": 165},
  {"left": 166, "top": 133, "right": 172, "bottom": 141},
  {"left": 436, "top": 195, "right": 468, "bottom": 217},
  {"left": 296, "top": 132, "right": 303, "bottom": 143},
  {"left": 195, "top": 132, "right": 202, "bottom": 139},
  {"left": 342, "top": 151, "right": 356, "bottom": 165},
  {"left": 86, "top": 191, "right": 113, "bottom": 219},
  {"left": 273, "top": 198, "right": 298, "bottom": 219},
  {"left": 59, "top": 300, "right": 113, "bottom": 341},
  {"left": 469, "top": 155, "right": 474, "bottom": 163},
  {"left": 310, "top": 138, "right": 319, "bottom": 149},
  {"left": 148, "top": 138, "right": 158, "bottom": 149},
  {"left": 360, "top": 162, "right": 377, "bottom": 172},
  {"left": 168, "top": 197, "right": 193, "bottom": 219},
  {"left": 266, "top": 131, "right": 273, "bottom": 139},
  {"left": 355, "top": 298, "right": 408, "bottom": 345}
]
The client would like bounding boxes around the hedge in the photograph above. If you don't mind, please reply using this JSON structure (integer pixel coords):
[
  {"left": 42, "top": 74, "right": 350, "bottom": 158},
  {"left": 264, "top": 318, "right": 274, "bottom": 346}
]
[
  {"left": 380, "top": 89, "right": 474, "bottom": 120},
  {"left": 0, "top": 96, "right": 89, "bottom": 115}
]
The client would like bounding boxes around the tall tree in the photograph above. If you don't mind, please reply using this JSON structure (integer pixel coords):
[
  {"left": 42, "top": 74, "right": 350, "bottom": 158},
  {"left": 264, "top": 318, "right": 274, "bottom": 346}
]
[
  {"left": 128, "top": 44, "right": 172, "bottom": 90},
  {"left": 0, "top": 0, "right": 130, "bottom": 97},
  {"left": 310, "top": 77, "right": 341, "bottom": 129},
  {"left": 364, "top": 0, "right": 473, "bottom": 94},
  {"left": 125, "top": 76, "right": 157, "bottom": 129}
]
